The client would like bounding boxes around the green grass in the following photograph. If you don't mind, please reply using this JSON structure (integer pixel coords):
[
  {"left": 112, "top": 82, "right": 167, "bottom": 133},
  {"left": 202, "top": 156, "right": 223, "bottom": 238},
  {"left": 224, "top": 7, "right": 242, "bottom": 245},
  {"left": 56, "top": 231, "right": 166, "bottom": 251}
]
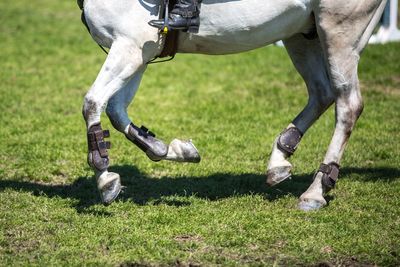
[{"left": 1, "top": 1, "right": 399, "bottom": 266}]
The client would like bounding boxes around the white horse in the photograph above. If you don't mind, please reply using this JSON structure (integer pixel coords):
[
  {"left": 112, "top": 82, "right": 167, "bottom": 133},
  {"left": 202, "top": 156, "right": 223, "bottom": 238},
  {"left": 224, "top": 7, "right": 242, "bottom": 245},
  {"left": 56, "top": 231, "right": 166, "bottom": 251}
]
[{"left": 80, "top": 0, "right": 387, "bottom": 210}]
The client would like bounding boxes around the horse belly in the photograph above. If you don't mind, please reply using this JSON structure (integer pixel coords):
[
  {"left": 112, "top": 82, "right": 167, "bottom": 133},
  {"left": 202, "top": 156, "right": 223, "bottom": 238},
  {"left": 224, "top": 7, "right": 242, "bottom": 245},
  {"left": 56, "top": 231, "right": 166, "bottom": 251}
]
[{"left": 178, "top": 0, "right": 314, "bottom": 54}]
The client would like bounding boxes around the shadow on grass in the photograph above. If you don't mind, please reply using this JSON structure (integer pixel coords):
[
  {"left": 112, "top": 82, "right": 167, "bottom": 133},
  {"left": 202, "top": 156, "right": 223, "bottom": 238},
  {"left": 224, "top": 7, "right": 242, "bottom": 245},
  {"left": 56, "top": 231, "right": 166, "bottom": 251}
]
[{"left": 0, "top": 165, "right": 399, "bottom": 214}]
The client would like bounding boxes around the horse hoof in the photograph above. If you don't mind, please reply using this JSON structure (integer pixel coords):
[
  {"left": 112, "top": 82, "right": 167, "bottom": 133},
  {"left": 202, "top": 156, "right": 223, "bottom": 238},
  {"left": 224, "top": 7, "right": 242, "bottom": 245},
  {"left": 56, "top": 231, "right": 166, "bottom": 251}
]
[
  {"left": 298, "top": 199, "right": 326, "bottom": 211},
  {"left": 266, "top": 166, "right": 291, "bottom": 186},
  {"left": 98, "top": 172, "right": 122, "bottom": 205},
  {"left": 166, "top": 139, "right": 201, "bottom": 163}
]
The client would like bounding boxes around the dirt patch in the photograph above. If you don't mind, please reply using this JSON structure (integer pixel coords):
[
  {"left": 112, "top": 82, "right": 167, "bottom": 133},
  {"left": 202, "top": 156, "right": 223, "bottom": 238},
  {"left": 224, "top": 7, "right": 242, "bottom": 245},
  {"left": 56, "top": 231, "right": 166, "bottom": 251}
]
[
  {"left": 119, "top": 262, "right": 153, "bottom": 267},
  {"left": 320, "top": 245, "right": 334, "bottom": 254},
  {"left": 174, "top": 235, "right": 203, "bottom": 243},
  {"left": 4, "top": 229, "right": 40, "bottom": 254},
  {"left": 361, "top": 79, "right": 400, "bottom": 96},
  {"left": 314, "top": 257, "right": 378, "bottom": 267}
]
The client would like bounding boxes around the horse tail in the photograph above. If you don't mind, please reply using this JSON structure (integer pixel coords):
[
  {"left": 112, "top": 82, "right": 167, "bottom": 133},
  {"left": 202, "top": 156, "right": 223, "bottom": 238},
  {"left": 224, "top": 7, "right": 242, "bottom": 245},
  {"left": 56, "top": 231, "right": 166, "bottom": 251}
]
[{"left": 77, "top": 0, "right": 84, "bottom": 10}]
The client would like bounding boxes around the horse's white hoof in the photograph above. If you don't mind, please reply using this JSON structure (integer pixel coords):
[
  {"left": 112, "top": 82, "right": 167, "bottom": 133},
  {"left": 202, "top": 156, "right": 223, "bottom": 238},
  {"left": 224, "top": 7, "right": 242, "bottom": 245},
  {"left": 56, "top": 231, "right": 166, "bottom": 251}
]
[
  {"left": 266, "top": 166, "right": 292, "bottom": 186},
  {"left": 298, "top": 191, "right": 327, "bottom": 211},
  {"left": 165, "top": 139, "right": 201, "bottom": 163},
  {"left": 298, "top": 198, "right": 326, "bottom": 211},
  {"left": 97, "top": 172, "right": 121, "bottom": 205}
]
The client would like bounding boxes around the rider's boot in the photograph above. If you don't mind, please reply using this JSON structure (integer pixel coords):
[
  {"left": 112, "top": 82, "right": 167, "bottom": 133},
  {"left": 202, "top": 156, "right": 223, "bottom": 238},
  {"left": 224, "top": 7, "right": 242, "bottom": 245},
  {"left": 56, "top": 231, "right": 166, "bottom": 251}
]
[{"left": 149, "top": 0, "right": 201, "bottom": 33}]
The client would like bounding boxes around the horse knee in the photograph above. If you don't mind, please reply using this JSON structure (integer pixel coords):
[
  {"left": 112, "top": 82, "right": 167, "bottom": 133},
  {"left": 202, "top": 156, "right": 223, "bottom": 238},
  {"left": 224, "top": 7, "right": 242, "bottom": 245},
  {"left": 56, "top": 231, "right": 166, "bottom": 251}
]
[{"left": 83, "top": 92, "right": 104, "bottom": 126}]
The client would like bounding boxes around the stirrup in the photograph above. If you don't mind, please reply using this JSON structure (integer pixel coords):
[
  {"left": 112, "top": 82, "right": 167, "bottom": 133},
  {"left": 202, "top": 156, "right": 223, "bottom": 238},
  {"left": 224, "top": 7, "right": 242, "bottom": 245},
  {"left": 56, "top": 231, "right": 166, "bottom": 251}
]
[
  {"left": 149, "top": 0, "right": 171, "bottom": 34},
  {"left": 161, "top": 0, "right": 171, "bottom": 34}
]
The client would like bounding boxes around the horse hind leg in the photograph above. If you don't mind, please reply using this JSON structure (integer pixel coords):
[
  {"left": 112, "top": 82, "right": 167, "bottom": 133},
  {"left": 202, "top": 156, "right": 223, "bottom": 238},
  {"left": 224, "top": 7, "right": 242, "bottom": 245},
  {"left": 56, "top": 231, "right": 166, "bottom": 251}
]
[
  {"left": 298, "top": 0, "right": 386, "bottom": 211},
  {"left": 105, "top": 69, "right": 170, "bottom": 162},
  {"left": 267, "top": 33, "right": 334, "bottom": 185},
  {"left": 83, "top": 39, "right": 147, "bottom": 205},
  {"left": 105, "top": 67, "right": 201, "bottom": 164},
  {"left": 105, "top": 67, "right": 145, "bottom": 134}
]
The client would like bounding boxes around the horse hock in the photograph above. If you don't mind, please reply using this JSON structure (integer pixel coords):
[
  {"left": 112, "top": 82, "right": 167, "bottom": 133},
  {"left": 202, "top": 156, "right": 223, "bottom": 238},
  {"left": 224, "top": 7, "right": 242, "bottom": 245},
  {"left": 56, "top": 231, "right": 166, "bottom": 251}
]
[{"left": 87, "top": 123, "right": 121, "bottom": 205}]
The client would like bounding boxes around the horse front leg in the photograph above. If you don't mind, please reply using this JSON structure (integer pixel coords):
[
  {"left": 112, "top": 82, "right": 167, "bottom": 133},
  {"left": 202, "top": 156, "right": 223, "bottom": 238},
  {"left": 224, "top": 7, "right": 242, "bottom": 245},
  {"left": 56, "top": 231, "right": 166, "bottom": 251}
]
[
  {"left": 83, "top": 39, "right": 145, "bottom": 205},
  {"left": 267, "top": 34, "right": 334, "bottom": 186}
]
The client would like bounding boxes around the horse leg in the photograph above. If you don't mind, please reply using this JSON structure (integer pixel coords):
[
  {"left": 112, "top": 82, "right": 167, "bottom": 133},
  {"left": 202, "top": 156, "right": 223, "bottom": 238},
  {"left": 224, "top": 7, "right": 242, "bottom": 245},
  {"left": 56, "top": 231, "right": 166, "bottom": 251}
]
[
  {"left": 83, "top": 39, "right": 146, "bottom": 205},
  {"left": 267, "top": 33, "right": 334, "bottom": 185},
  {"left": 298, "top": 0, "right": 387, "bottom": 211},
  {"left": 105, "top": 67, "right": 145, "bottom": 133},
  {"left": 106, "top": 68, "right": 201, "bottom": 163}
]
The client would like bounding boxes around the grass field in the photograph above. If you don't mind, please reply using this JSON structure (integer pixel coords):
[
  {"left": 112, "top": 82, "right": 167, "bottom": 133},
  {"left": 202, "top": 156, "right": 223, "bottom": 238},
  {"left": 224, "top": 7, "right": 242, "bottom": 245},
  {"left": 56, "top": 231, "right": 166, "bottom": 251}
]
[{"left": 1, "top": 1, "right": 400, "bottom": 266}]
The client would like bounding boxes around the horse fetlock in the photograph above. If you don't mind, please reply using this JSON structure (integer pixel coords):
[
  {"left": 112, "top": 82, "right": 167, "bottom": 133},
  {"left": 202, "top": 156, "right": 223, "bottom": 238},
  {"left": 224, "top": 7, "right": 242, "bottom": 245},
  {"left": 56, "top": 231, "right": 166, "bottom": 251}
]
[
  {"left": 125, "top": 123, "right": 168, "bottom": 161},
  {"left": 88, "top": 151, "right": 109, "bottom": 172},
  {"left": 97, "top": 171, "right": 121, "bottom": 205},
  {"left": 87, "top": 123, "right": 111, "bottom": 171},
  {"left": 298, "top": 163, "right": 340, "bottom": 211},
  {"left": 165, "top": 139, "right": 201, "bottom": 163},
  {"left": 319, "top": 162, "right": 340, "bottom": 192},
  {"left": 277, "top": 126, "right": 303, "bottom": 156}
]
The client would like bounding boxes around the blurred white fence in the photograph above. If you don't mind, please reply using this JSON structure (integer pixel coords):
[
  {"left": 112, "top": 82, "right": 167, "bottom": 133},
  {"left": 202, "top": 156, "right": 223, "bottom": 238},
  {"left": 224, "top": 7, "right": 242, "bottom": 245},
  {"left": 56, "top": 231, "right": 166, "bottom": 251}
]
[
  {"left": 275, "top": 1, "right": 399, "bottom": 46},
  {"left": 370, "top": 0, "right": 400, "bottom": 44}
]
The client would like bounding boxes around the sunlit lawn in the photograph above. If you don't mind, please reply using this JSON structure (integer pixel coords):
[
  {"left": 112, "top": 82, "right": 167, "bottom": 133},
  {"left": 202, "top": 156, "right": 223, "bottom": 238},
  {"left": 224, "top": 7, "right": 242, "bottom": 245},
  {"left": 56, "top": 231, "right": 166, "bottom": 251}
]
[{"left": 0, "top": 1, "right": 399, "bottom": 266}]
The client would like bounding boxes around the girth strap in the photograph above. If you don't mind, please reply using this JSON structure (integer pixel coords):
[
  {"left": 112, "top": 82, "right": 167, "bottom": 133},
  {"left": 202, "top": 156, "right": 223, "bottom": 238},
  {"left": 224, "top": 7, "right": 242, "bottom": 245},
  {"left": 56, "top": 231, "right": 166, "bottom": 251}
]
[{"left": 319, "top": 162, "right": 340, "bottom": 190}]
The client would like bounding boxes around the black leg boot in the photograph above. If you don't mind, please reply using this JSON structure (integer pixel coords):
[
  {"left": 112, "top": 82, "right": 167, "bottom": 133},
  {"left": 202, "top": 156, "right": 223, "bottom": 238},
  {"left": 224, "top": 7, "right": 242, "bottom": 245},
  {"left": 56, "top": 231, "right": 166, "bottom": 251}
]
[{"left": 149, "top": 0, "right": 201, "bottom": 33}]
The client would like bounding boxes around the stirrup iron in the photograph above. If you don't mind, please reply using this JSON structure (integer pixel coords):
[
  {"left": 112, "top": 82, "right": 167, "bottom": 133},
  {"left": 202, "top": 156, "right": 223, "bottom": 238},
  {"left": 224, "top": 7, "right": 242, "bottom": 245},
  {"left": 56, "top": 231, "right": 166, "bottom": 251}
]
[{"left": 149, "top": 0, "right": 171, "bottom": 34}]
